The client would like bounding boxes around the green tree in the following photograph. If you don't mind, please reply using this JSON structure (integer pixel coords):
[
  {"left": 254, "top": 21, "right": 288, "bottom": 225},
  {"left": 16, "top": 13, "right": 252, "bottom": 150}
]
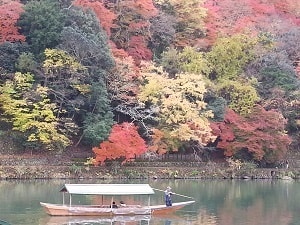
[
  {"left": 0, "top": 42, "right": 29, "bottom": 73},
  {"left": 17, "top": 0, "right": 65, "bottom": 56},
  {"left": 161, "top": 46, "right": 211, "bottom": 76},
  {"left": 206, "top": 34, "right": 257, "bottom": 81},
  {"left": 206, "top": 97, "right": 227, "bottom": 122},
  {"left": 82, "top": 81, "right": 114, "bottom": 147},
  {"left": 59, "top": 6, "right": 114, "bottom": 76},
  {"left": 217, "top": 80, "right": 259, "bottom": 115},
  {"left": 260, "top": 67, "right": 299, "bottom": 92},
  {"left": 58, "top": 6, "right": 115, "bottom": 147},
  {"left": 15, "top": 52, "right": 38, "bottom": 73},
  {"left": 204, "top": 34, "right": 260, "bottom": 115}
]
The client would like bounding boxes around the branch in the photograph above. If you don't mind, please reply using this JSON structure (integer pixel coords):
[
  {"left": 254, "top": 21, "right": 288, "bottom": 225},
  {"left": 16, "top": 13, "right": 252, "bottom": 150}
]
[{"left": 114, "top": 104, "right": 158, "bottom": 136}]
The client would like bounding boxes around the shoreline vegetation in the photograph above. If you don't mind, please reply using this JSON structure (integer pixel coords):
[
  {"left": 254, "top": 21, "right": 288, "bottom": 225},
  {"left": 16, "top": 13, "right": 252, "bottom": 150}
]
[
  {"left": 0, "top": 1, "right": 299, "bottom": 182},
  {"left": 0, "top": 153, "right": 297, "bottom": 180}
]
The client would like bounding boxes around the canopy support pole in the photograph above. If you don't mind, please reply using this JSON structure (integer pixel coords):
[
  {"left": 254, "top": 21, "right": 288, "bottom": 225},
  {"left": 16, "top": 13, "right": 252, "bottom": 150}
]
[{"left": 69, "top": 194, "right": 72, "bottom": 206}]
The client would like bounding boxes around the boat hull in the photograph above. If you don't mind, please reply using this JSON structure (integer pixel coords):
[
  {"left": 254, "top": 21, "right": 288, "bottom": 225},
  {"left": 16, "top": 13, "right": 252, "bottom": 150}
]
[
  {"left": 40, "top": 202, "right": 152, "bottom": 216},
  {"left": 40, "top": 201, "right": 195, "bottom": 216},
  {"left": 150, "top": 201, "right": 195, "bottom": 215}
]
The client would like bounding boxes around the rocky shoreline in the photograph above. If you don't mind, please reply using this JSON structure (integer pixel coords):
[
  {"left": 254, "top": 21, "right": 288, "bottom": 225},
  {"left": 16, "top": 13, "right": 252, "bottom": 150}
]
[{"left": 0, "top": 153, "right": 297, "bottom": 180}]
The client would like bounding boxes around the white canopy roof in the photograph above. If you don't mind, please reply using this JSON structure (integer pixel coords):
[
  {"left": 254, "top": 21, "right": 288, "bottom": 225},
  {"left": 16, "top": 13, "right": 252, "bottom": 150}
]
[{"left": 60, "top": 184, "right": 155, "bottom": 195}]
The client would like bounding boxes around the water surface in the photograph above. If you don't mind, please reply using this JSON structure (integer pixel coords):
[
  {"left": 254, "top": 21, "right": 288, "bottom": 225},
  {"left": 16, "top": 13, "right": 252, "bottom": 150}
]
[{"left": 0, "top": 179, "right": 299, "bottom": 225}]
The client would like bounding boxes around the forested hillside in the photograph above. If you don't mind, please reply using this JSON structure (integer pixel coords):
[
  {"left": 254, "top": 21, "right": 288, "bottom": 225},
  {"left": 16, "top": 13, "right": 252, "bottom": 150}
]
[{"left": 0, "top": 0, "right": 299, "bottom": 166}]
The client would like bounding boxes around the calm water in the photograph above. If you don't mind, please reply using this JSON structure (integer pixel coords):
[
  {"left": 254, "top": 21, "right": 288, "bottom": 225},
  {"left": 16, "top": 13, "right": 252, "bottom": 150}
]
[{"left": 0, "top": 179, "right": 300, "bottom": 225}]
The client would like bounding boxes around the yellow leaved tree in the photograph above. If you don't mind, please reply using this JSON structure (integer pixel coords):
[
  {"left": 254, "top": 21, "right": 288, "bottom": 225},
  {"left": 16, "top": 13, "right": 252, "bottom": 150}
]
[
  {"left": 155, "top": 0, "right": 207, "bottom": 47},
  {"left": 138, "top": 62, "right": 216, "bottom": 153}
]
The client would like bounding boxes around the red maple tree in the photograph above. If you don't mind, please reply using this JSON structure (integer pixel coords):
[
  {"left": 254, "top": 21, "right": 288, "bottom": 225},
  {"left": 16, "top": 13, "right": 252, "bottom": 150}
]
[
  {"left": 211, "top": 106, "right": 291, "bottom": 163},
  {"left": 0, "top": 0, "right": 25, "bottom": 43},
  {"left": 127, "top": 35, "right": 153, "bottom": 65},
  {"left": 92, "top": 122, "right": 147, "bottom": 165},
  {"left": 110, "top": 0, "right": 157, "bottom": 64},
  {"left": 204, "top": 0, "right": 300, "bottom": 45},
  {"left": 120, "top": 0, "right": 158, "bottom": 19},
  {"left": 73, "top": 0, "right": 117, "bottom": 37},
  {"left": 109, "top": 41, "right": 129, "bottom": 59}
]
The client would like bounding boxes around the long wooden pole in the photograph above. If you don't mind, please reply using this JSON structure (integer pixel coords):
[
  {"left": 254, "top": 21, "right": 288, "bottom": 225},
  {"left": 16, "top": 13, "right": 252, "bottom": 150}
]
[{"left": 152, "top": 187, "right": 194, "bottom": 199}]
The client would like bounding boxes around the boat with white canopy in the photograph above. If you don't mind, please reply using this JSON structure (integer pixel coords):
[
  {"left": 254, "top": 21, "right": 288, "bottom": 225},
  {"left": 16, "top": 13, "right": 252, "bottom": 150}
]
[{"left": 40, "top": 184, "right": 195, "bottom": 216}]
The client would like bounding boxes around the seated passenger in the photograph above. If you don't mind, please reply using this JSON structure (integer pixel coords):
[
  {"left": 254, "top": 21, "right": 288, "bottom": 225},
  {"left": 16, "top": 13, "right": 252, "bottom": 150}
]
[
  {"left": 111, "top": 201, "right": 118, "bottom": 208},
  {"left": 120, "top": 200, "right": 126, "bottom": 207}
]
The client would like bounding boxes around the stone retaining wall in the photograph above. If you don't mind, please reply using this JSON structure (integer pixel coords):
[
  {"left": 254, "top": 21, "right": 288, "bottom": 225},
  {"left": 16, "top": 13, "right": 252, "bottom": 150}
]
[{"left": 0, "top": 164, "right": 298, "bottom": 180}]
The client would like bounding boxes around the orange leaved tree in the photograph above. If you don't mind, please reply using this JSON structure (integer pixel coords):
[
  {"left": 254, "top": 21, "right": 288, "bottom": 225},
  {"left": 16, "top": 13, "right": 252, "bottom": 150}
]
[
  {"left": 92, "top": 122, "right": 147, "bottom": 165},
  {"left": 0, "top": 0, "right": 25, "bottom": 43},
  {"left": 73, "top": 0, "right": 117, "bottom": 37},
  {"left": 211, "top": 106, "right": 291, "bottom": 164}
]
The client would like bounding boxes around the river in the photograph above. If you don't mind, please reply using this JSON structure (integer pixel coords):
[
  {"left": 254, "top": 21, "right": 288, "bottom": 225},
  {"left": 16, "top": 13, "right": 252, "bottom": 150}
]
[{"left": 0, "top": 179, "right": 300, "bottom": 225}]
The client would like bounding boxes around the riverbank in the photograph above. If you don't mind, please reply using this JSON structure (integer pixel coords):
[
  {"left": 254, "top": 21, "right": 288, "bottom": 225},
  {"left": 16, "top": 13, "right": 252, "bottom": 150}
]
[{"left": 0, "top": 153, "right": 297, "bottom": 180}]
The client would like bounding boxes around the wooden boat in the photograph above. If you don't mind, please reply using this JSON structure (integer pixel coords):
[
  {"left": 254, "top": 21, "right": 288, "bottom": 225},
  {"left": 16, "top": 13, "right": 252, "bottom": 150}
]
[{"left": 40, "top": 184, "right": 195, "bottom": 216}]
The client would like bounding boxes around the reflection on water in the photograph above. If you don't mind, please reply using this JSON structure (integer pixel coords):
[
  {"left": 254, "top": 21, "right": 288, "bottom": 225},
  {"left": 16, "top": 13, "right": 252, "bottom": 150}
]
[
  {"left": 1, "top": 179, "right": 300, "bottom": 225},
  {"left": 42, "top": 215, "right": 152, "bottom": 225},
  {"left": 40, "top": 213, "right": 216, "bottom": 225}
]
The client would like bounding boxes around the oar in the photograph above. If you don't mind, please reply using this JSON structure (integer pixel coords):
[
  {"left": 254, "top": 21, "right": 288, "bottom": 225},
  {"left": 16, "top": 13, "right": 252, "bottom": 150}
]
[{"left": 152, "top": 187, "right": 194, "bottom": 199}]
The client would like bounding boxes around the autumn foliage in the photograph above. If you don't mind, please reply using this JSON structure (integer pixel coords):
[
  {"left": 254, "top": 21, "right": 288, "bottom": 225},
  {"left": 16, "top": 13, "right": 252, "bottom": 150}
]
[
  {"left": 0, "top": 0, "right": 25, "bottom": 43},
  {"left": 204, "top": 0, "right": 300, "bottom": 44},
  {"left": 92, "top": 122, "right": 147, "bottom": 165},
  {"left": 73, "top": 0, "right": 117, "bottom": 36},
  {"left": 148, "top": 128, "right": 169, "bottom": 155},
  {"left": 1, "top": 0, "right": 299, "bottom": 166},
  {"left": 127, "top": 36, "right": 153, "bottom": 65},
  {"left": 107, "top": 56, "right": 140, "bottom": 105},
  {"left": 211, "top": 106, "right": 291, "bottom": 163}
]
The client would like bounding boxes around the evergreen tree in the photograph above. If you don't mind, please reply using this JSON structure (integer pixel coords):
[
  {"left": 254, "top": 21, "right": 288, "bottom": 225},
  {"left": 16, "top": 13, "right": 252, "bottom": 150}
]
[
  {"left": 82, "top": 80, "right": 114, "bottom": 147},
  {"left": 59, "top": 6, "right": 114, "bottom": 76},
  {"left": 59, "top": 6, "right": 115, "bottom": 147},
  {"left": 17, "top": 0, "right": 66, "bottom": 56}
]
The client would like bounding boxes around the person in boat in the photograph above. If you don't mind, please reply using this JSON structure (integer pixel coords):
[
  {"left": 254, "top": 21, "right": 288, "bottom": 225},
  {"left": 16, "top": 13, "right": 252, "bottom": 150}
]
[
  {"left": 165, "top": 186, "right": 173, "bottom": 207},
  {"left": 111, "top": 201, "right": 118, "bottom": 208},
  {"left": 120, "top": 200, "right": 126, "bottom": 207}
]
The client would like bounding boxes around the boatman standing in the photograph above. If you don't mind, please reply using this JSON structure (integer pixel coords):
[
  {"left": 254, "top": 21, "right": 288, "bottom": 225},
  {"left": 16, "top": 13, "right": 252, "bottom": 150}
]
[{"left": 165, "top": 186, "right": 173, "bottom": 206}]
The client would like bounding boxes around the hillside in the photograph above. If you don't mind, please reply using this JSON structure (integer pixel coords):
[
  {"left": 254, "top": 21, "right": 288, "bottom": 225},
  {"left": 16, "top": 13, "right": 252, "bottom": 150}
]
[{"left": 0, "top": 0, "right": 299, "bottom": 167}]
